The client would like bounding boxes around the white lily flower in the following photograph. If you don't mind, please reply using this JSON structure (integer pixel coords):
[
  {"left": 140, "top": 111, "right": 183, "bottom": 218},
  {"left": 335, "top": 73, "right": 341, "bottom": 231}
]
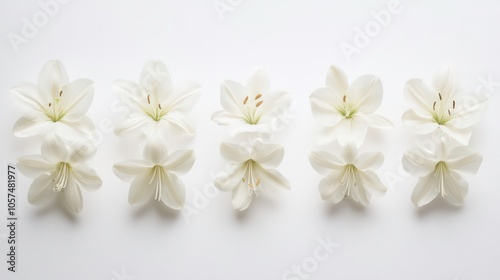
[
  {"left": 211, "top": 68, "right": 292, "bottom": 138},
  {"left": 402, "top": 142, "right": 482, "bottom": 207},
  {"left": 214, "top": 141, "right": 290, "bottom": 211},
  {"left": 114, "top": 61, "right": 201, "bottom": 138},
  {"left": 402, "top": 67, "right": 488, "bottom": 145},
  {"left": 309, "top": 145, "right": 387, "bottom": 206},
  {"left": 310, "top": 65, "right": 393, "bottom": 146},
  {"left": 113, "top": 137, "right": 195, "bottom": 209},
  {"left": 17, "top": 134, "right": 102, "bottom": 213},
  {"left": 11, "top": 60, "right": 95, "bottom": 139}
]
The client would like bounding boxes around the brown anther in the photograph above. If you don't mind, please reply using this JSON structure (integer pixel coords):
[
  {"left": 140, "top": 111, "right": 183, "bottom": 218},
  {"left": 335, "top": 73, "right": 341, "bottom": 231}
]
[
  {"left": 448, "top": 109, "right": 451, "bottom": 115},
  {"left": 59, "top": 91, "right": 63, "bottom": 97},
  {"left": 158, "top": 104, "right": 162, "bottom": 110},
  {"left": 255, "top": 93, "right": 262, "bottom": 100},
  {"left": 242, "top": 177, "right": 245, "bottom": 182},
  {"left": 256, "top": 178, "right": 261, "bottom": 186},
  {"left": 453, "top": 100, "right": 455, "bottom": 109},
  {"left": 243, "top": 96, "right": 249, "bottom": 105},
  {"left": 343, "top": 95, "right": 346, "bottom": 102},
  {"left": 438, "top": 92, "right": 442, "bottom": 100},
  {"left": 48, "top": 102, "right": 52, "bottom": 107},
  {"left": 256, "top": 100, "right": 263, "bottom": 107},
  {"left": 433, "top": 101, "right": 436, "bottom": 110},
  {"left": 147, "top": 95, "right": 151, "bottom": 104}
]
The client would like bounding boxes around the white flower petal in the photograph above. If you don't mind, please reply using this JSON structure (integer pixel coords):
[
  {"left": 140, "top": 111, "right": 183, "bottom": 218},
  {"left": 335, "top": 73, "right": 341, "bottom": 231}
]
[
  {"left": 442, "top": 171, "right": 468, "bottom": 206},
  {"left": 317, "top": 126, "right": 337, "bottom": 145},
  {"left": 220, "top": 142, "right": 249, "bottom": 163},
  {"left": 449, "top": 93, "right": 488, "bottom": 129},
  {"left": 325, "top": 65, "right": 349, "bottom": 96},
  {"left": 13, "top": 114, "right": 53, "bottom": 138},
  {"left": 11, "top": 82, "right": 46, "bottom": 112},
  {"left": 357, "top": 170, "right": 387, "bottom": 195},
  {"left": 73, "top": 165, "right": 102, "bottom": 192},
  {"left": 402, "top": 149, "right": 437, "bottom": 177},
  {"left": 59, "top": 78, "right": 94, "bottom": 121},
  {"left": 113, "top": 160, "right": 152, "bottom": 182},
  {"left": 229, "top": 123, "right": 273, "bottom": 139},
  {"left": 169, "top": 81, "right": 202, "bottom": 113},
  {"left": 143, "top": 137, "right": 168, "bottom": 165},
  {"left": 27, "top": 174, "right": 56, "bottom": 205},
  {"left": 351, "top": 172, "right": 371, "bottom": 206},
  {"left": 259, "top": 90, "right": 292, "bottom": 121},
  {"left": 128, "top": 171, "right": 155, "bottom": 205},
  {"left": 17, "top": 155, "right": 53, "bottom": 178},
  {"left": 37, "top": 60, "right": 69, "bottom": 100},
  {"left": 402, "top": 110, "right": 439, "bottom": 134},
  {"left": 337, "top": 118, "right": 368, "bottom": 147},
  {"left": 310, "top": 87, "right": 344, "bottom": 126},
  {"left": 246, "top": 68, "right": 270, "bottom": 94},
  {"left": 211, "top": 110, "right": 244, "bottom": 125},
  {"left": 162, "top": 112, "right": 195, "bottom": 136},
  {"left": 140, "top": 60, "right": 172, "bottom": 100},
  {"left": 403, "top": 79, "right": 435, "bottom": 116},
  {"left": 57, "top": 116, "right": 95, "bottom": 139},
  {"left": 232, "top": 181, "right": 253, "bottom": 211},
  {"left": 41, "top": 134, "right": 68, "bottom": 163},
  {"left": 255, "top": 165, "right": 290, "bottom": 195},
  {"left": 252, "top": 143, "right": 284, "bottom": 169},
  {"left": 354, "top": 152, "right": 384, "bottom": 171},
  {"left": 446, "top": 146, "right": 482, "bottom": 174},
  {"left": 220, "top": 80, "right": 248, "bottom": 114},
  {"left": 309, "top": 151, "right": 344, "bottom": 175},
  {"left": 432, "top": 66, "right": 459, "bottom": 101},
  {"left": 411, "top": 173, "right": 441, "bottom": 207},
  {"left": 160, "top": 173, "right": 186, "bottom": 210},
  {"left": 214, "top": 164, "right": 244, "bottom": 192},
  {"left": 359, "top": 113, "right": 393, "bottom": 129},
  {"left": 163, "top": 150, "right": 195, "bottom": 175},
  {"left": 69, "top": 139, "right": 96, "bottom": 163},
  {"left": 439, "top": 124, "right": 471, "bottom": 145},
  {"left": 348, "top": 75, "right": 382, "bottom": 114},
  {"left": 318, "top": 171, "right": 345, "bottom": 203},
  {"left": 115, "top": 113, "right": 150, "bottom": 136},
  {"left": 62, "top": 176, "right": 83, "bottom": 213}
]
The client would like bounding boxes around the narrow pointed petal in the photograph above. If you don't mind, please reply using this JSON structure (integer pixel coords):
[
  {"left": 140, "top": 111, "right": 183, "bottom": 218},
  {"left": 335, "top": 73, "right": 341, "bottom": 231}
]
[
  {"left": 246, "top": 68, "right": 270, "bottom": 94},
  {"left": 354, "top": 152, "right": 384, "bottom": 171},
  {"left": 163, "top": 150, "right": 195, "bottom": 175},
  {"left": 403, "top": 79, "right": 435, "bottom": 116},
  {"left": 402, "top": 110, "right": 439, "bottom": 134},
  {"left": 357, "top": 170, "right": 387, "bottom": 195},
  {"left": 113, "top": 160, "right": 151, "bottom": 182},
  {"left": 55, "top": 116, "right": 95, "bottom": 139},
  {"left": 11, "top": 82, "right": 46, "bottom": 111},
  {"left": 214, "top": 164, "right": 244, "bottom": 192},
  {"left": 348, "top": 75, "right": 383, "bottom": 114},
  {"left": 442, "top": 171, "right": 468, "bottom": 206},
  {"left": 211, "top": 110, "right": 243, "bottom": 125},
  {"left": 143, "top": 137, "right": 168, "bottom": 165},
  {"left": 37, "top": 60, "right": 69, "bottom": 100},
  {"left": 325, "top": 65, "right": 349, "bottom": 96},
  {"left": 318, "top": 171, "right": 345, "bottom": 203},
  {"left": 113, "top": 79, "right": 141, "bottom": 103},
  {"left": 59, "top": 78, "right": 94, "bottom": 120},
  {"left": 169, "top": 81, "right": 202, "bottom": 113},
  {"left": 259, "top": 90, "right": 292, "bottom": 122},
  {"left": 432, "top": 66, "right": 459, "bottom": 101},
  {"left": 27, "top": 174, "right": 56, "bottom": 205},
  {"left": 220, "top": 142, "right": 249, "bottom": 163},
  {"left": 162, "top": 112, "right": 195, "bottom": 136},
  {"left": 351, "top": 172, "right": 371, "bottom": 206},
  {"left": 140, "top": 60, "right": 172, "bottom": 100},
  {"left": 440, "top": 124, "right": 471, "bottom": 145},
  {"left": 63, "top": 176, "right": 83, "bottom": 213},
  {"left": 160, "top": 173, "right": 186, "bottom": 210},
  {"left": 341, "top": 144, "right": 358, "bottom": 164},
  {"left": 337, "top": 118, "right": 368, "bottom": 147},
  {"left": 447, "top": 146, "right": 482, "bottom": 174},
  {"left": 41, "top": 134, "right": 68, "bottom": 163},
  {"left": 69, "top": 139, "right": 97, "bottom": 163},
  {"left": 449, "top": 93, "right": 488, "bottom": 129},
  {"left": 309, "top": 151, "right": 344, "bottom": 175},
  {"left": 115, "top": 113, "right": 150, "bottom": 136},
  {"left": 411, "top": 174, "right": 441, "bottom": 207},
  {"left": 402, "top": 149, "right": 437, "bottom": 177},
  {"left": 13, "top": 115, "right": 53, "bottom": 138},
  {"left": 220, "top": 80, "right": 247, "bottom": 114},
  {"left": 255, "top": 165, "right": 290, "bottom": 195},
  {"left": 359, "top": 113, "right": 393, "bottom": 129},
  {"left": 128, "top": 171, "right": 155, "bottom": 205},
  {"left": 232, "top": 181, "right": 253, "bottom": 211},
  {"left": 73, "top": 165, "right": 102, "bottom": 192},
  {"left": 17, "top": 155, "right": 53, "bottom": 178},
  {"left": 310, "top": 87, "right": 344, "bottom": 126},
  {"left": 252, "top": 143, "right": 284, "bottom": 169}
]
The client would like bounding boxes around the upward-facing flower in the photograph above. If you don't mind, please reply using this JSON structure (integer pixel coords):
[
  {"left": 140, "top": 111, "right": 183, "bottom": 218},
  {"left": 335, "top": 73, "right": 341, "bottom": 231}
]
[
  {"left": 402, "top": 142, "right": 483, "bottom": 207},
  {"left": 11, "top": 60, "right": 95, "bottom": 139},
  {"left": 310, "top": 65, "right": 393, "bottom": 146},
  {"left": 214, "top": 141, "right": 290, "bottom": 211},
  {"left": 402, "top": 67, "right": 488, "bottom": 144},
  {"left": 113, "top": 137, "right": 195, "bottom": 209},
  {"left": 211, "top": 68, "right": 292, "bottom": 138},
  {"left": 309, "top": 144, "right": 387, "bottom": 206},
  {"left": 114, "top": 61, "right": 201, "bottom": 138},
  {"left": 17, "top": 134, "right": 102, "bottom": 213}
]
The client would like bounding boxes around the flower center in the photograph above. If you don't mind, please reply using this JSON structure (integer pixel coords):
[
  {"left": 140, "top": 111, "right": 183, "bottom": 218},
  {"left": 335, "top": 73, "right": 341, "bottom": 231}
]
[
  {"left": 338, "top": 95, "right": 357, "bottom": 119},
  {"left": 431, "top": 92, "right": 456, "bottom": 125},
  {"left": 144, "top": 94, "right": 168, "bottom": 122},
  {"left": 433, "top": 161, "right": 449, "bottom": 196},
  {"left": 242, "top": 94, "right": 264, "bottom": 125},
  {"left": 340, "top": 164, "right": 357, "bottom": 197},
  {"left": 52, "top": 162, "right": 71, "bottom": 192},
  {"left": 242, "top": 159, "right": 261, "bottom": 197},
  {"left": 46, "top": 90, "right": 65, "bottom": 122},
  {"left": 150, "top": 165, "right": 166, "bottom": 201}
]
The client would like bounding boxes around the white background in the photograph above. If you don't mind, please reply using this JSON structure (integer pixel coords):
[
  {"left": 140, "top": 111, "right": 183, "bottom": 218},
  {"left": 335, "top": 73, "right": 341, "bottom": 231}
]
[{"left": 1, "top": 0, "right": 500, "bottom": 279}]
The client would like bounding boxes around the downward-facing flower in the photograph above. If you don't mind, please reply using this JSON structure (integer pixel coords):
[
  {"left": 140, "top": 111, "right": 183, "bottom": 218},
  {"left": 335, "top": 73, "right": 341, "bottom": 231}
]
[
  {"left": 402, "top": 142, "right": 482, "bottom": 207},
  {"left": 309, "top": 145, "right": 387, "bottom": 206},
  {"left": 214, "top": 141, "right": 290, "bottom": 211},
  {"left": 113, "top": 137, "right": 195, "bottom": 209},
  {"left": 114, "top": 61, "right": 201, "bottom": 138},
  {"left": 403, "top": 67, "right": 488, "bottom": 145},
  {"left": 17, "top": 134, "right": 102, "bottom": 213},
  {"left": 11, "top": 60, "right": 95, "bottom": 139},
  {"left": 211, "top": 68, "right": 292, "bottom": 138},
  {"left": 310, "top": 65, "right": 393, "bottom": 146}
]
